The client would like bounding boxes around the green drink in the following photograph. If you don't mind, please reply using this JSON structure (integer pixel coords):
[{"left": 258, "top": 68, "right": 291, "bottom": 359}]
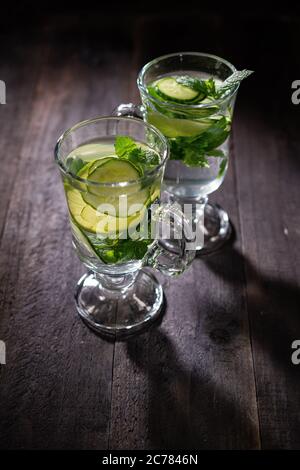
[
  {"left": 64, "top": 138, "right": 161, "bottom": 265},
  {"left": 129, "top": 52, "right": 252, "bottom": 252},
  {"left": 145, "top": 73, "right": 233, "bottom": 199},
  {"left": 55, "top": 116, "right": 194, "bottom": 336}
]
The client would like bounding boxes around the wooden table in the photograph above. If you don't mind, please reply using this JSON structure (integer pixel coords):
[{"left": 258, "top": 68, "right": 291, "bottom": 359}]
[{"left": 0, "top": 11, "right": 300, "bottom": 450}]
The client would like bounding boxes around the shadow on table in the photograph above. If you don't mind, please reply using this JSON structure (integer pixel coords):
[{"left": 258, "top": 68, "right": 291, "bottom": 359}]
[
  {"left": 204, "top": 244, "right": 300, "bottom": 372},
  {"left": 126, "top": 327, "right": 258, "bottom": 449},
  {"left": 204, "top": 244, "right": 300, "bottom": 447},
  {"left": 126, "top": 243, "right": 300, "bottom": 449}
]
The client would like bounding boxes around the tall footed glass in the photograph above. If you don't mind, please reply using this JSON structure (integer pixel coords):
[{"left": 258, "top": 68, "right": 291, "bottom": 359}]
[
  {"left": 55, "top": 116, "right": 195, "bottom": 337},
  {"left": 115, "top": 52, "right": 240, "bottom": 254}
]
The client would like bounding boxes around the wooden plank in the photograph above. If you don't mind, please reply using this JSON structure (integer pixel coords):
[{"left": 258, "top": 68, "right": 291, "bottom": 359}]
[
  {"left": 0, "top": 17, "right": 134, "bottom": 448},
  {"left": 1, "top": 12, "right": 299, "bottom": 450},
  {"left": 109, "top": 214, "right": 261, "bottom": 448},
  {"left": 231, "top": 17, "right": 300, "bottom": 449},
  {"left": 108, "top": 15, "right": 260, "bottom": 450},
  {"left": 0, "top": 33, "right": 43, "bottom": 241}
]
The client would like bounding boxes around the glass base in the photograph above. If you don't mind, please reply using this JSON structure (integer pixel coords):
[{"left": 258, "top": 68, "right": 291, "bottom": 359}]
[
  {"left": 198, "top": 202, "right": 232, "bottom": 255},
  {"left": 74, "top": 269, "right": 164, "bottom": 337},
  {"left": 162, "top": 189, "right": 232, "bottom": 255}
]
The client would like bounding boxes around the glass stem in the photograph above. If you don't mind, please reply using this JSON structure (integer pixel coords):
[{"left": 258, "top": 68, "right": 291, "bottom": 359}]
[{"left": 95, "top": 272, "right": 138, "bottom": 293}]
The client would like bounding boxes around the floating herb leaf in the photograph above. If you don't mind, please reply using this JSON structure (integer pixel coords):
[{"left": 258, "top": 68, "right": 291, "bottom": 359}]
[
  {"left": 114, "top": 136, "right": 137, "bottom": 157},
  {"left": 169, "top": 117, "right": 230, "bottom": 167},
  {"left": 206, "top": 149, "right": 225, "bottom": 158},
  {"left": 218, "top": 158, "right": 228, "bottom": 178},
  {"left": 66, "top": 157, "right": 85, "bottom": 175},
  {"left": 175, "top": 75, "right": 208, "bottom": 96},
  {"left": 114, "top": 136, "right": 159, "bottom": 170}
]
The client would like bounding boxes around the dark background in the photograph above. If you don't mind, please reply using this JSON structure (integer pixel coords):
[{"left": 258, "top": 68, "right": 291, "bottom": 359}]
[{"left": 0, "top": 2, "right": 300, "bottom": 450}]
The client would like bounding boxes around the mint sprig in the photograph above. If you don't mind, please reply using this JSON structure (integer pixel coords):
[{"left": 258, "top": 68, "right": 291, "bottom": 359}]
[
  {"left": 66, "top": 157, "right": 85, "bottom": 175},
  {"left": 216, "top": 69, "right": 254, "bottom": 98},
  {"left": 175, "top": 75, "right": 210, "bottom": 96},
  {"left": 114, "top": 136, "right": 136, "bottom": 157},
  {"left": 175, "top": 76, "right": 217, "bottom": 101},
  {"left": 218, "top": 158, "right": 228, "bottom": 178},
  {"left": 170, "top": 116, "right": 231, "bottom": 167},
  {"left": 114, "top": 136, "right": 159, "bottom": 170}
]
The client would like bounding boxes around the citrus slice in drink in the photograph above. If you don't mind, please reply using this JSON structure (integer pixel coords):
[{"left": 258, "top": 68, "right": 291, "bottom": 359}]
[
  {"left": 147, "top": 112, "right": 213, "bottom": 138},
  {"left": 82, "top": 158, "right": 150, "bottom": 217},
  {"left": 77, "top": 156, "right": 115, "bottom": 179},
  {"left": 66, "top": 186, "right": 147, "bottom": 237},
  {"left": 88, "top": 158, "right": 139, "bottom": 183},
  {"left": 155, "top": 77, "right": 200, "bottom": 102}
]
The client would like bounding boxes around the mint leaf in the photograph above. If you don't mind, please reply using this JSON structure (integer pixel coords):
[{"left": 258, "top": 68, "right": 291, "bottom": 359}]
[
  {"left": 175, "top": 76, "right": 207, "bottom": 95},
  {"left": 128, "top": 147, "right": 159, "bottom": 168},
  {"left": 216, "top": 69, "right": 253, "bottom": 98},
  {"left": 176, "top": 76, "right": 218, "bottom": 100},
  {"left": 66, "top": 157, "right": 85, "bottom": 175},
  {"left": 193, "top": 116, "right": 231, "bottom": 151},
  {"left": 184, "top": 149, "right": 209, "bottom": 168},
  {"left": 170, "top": 139, "right": 209, "bottom": 168},
  {"left": 114, "top": 135, "right": 159, "bottom": 171},
  {"left": 206, "top": 149, "right": 225, "bottom": 157},
  {"left": 205, "top": 78, "right": 217, "bottom": 97},
  {"left": 218, "top": 158, "right": 228, "bottom": 178},
  {"left": 169, "top": 117, "right": 230, "bottom": 167},
  {"left": 99, "top": 238, "right": 150, "bottom": 263},
  {"left": 115, "top": 136, "right": 137, "bottom": 158}
]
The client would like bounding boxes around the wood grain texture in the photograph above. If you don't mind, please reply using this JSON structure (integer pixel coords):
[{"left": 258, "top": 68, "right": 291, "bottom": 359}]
[
  {"left": 0, "top": 17, "right": 134, "bottom": 449},
  {"left": 213, "top": 17, "right": 300, "bottom": 449},
  {"left": 0, "top": 12, "right": 299, "bottom": 450},
  {"left": 0, "top": 32, "right": 42, "bottom": 243},
  {"left": 108, "top": 15, "right": 260, "bottom": 450}
]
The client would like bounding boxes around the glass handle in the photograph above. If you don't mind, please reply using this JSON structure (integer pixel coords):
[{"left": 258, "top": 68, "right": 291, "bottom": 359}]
[
  {"left": 112, "top": 103, "right": 144, "bottom": 119},
  {"left": 145, "top": 203, "right": 196, "bottom": 277}
]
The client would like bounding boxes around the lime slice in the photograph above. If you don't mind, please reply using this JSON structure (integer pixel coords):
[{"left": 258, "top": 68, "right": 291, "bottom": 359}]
[
  {"left": 66, "top": 187, "right": 147, "bottom": 236},
  {"left": 82, "top": 158, "right": 149, "bottom": 217},
  {"left": 82, "top": 189, "right": 149, "bottom": 218},
  {"left": 76, "top": 156, "right": 115, "bottom": 180},
  {"left": 88, "top": 158, "right": 140, "bottom": 184},
  {"left": 155, "top": 77, "right": 199, "bottom": 102},
  {"left": 147, "top": 112, "right": 213, "bottom": 138},
  {"left": 78, "top": 157, "right": 116, "bottom": 178}
]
